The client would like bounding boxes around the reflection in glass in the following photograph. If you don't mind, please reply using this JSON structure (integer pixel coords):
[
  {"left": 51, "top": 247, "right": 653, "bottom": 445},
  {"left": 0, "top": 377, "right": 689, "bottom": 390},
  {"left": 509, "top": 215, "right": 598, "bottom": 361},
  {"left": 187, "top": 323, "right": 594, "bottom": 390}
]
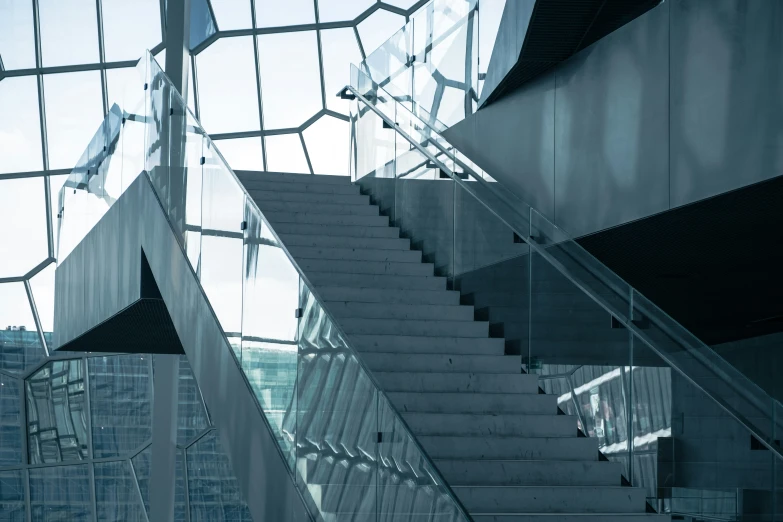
[
  {"left": 0, "top": 76, "right": 43, "bottom": 173},
  {"left": 186, "top": 432, "right": 253, "bottom": 520},
  {"left": 196, "top": 36, "right": 260, "bottom": 134},
  {"left": 26, "top": 359, "right": 89, "bottom": 464},
  {"left": 89, "top": 355, "right": 152, "bottom": 458},
  {"left": 29, "top": 465, "right": 92, "bottom": 521},
  {"left": 38, "top": 0, "right": 99, "bottom": 67},
  {"left": 176, "top": 356, "right": 210, "bottom": 446},
  {"left": 0, "top": 374, "right": 22, "bottom": 466},
  {"left": 257, "top": 31, "right": 322, "bottom": 130},
  {"left": 0, "top": 283, "right": 46, "bottom": 374},
  {"left": 357, "top": 9, "right": 405, "bottom": 59},
  {"left": 190, "top": 0, "right": 218, "bottom": 49},
  {"left": 0, "top": 469, "right": 25, "bottom": 519},
  {"left": 303, "top": 115, "right": 349, "bottom": 175},
  {"left": 44, "top": 71, "right": 104, "bottom": 170},
  {"left": 209, "top": 0, "right": 252, "bottom": 30},
  {"left": 94, "top": 460, "right": 147, "bottom": 522},
  {"left": 0, "top": 179, "right": 48, "bottom": 278}
]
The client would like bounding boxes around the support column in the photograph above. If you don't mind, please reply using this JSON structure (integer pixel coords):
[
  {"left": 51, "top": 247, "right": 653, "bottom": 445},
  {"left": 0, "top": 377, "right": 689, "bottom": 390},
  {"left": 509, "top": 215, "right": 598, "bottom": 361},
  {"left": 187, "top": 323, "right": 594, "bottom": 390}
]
[{"left": 149, "top": 354, "right": 181, "bottom": 522}]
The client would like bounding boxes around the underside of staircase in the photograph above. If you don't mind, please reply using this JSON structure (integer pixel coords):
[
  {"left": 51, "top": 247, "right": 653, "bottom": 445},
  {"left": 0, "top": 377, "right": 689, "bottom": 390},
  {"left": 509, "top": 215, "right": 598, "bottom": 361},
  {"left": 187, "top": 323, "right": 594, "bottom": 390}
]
[{"left": 235, "top": 170, "right": 669, "bottom": 522}]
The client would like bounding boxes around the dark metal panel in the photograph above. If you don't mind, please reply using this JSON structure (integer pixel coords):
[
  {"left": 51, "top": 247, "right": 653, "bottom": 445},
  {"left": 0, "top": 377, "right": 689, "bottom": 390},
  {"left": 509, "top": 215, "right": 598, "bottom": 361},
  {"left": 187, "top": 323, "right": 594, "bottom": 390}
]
[
  {"left": 479, "top": 0, "right": 536, "bottom": 107},
  {"left": 443, "top": 70, "right": 556, "bottom": 219},
  {"left": 553, "top": 1, "right": 670, "bottom": 237},
  {"left": 669, "top": 0, "right": 783, "bottom": 207}
]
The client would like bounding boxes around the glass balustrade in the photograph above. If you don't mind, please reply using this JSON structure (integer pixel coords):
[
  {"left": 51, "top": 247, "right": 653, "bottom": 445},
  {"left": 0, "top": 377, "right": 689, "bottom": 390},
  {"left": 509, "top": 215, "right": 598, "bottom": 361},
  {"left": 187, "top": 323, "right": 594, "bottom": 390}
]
[
  {"left": 349, "top": 64, "right": 783, "bottom": 520},
  {"left": 57, "top": 51, "right": 472, "bottom": 522}
]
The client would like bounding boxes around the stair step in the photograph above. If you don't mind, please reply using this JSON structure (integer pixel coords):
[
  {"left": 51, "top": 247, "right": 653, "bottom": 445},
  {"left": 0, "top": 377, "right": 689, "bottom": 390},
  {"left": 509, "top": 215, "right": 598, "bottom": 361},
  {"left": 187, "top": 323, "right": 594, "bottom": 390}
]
[
  {"left": 341, "top": 318, "right": 489, "bottom": 337},
  {"left": 247, "top": 189, "right": 369, "bottom": 205},
  {"left": 452, "top": 485, "right": 647, "bottom": 513},
  {"left": 263, "top": 211, "right": 389, "bottom": 227},
  {"left": 363, "top": 353, "right": 519, "bottom": 373},
  {"left": 419, "top": 435, "right": 599, "bottom": 460},
  {"left": 288, "top": 246, "right": 420, "bottom": 263},
  {"left": 435, "top": 459, "right": 623, "bottom": 486},
  {"left": 256, "top": 200, "right": 379, "bottom": 215},
  {"left": 297, "top": 258, "right": 434, "bottom": 276},
  {"left": 351, "top": 335, "right": 504, "bottom": 355},
  {"left": 471, "top": 513, "right": 671, "bottom": 522},
  {"left": 273, "top": 222, "right": 400, "bottom": 238},
  {"left": 235, "top": 170, "right": 351, "bottom": 185},
  {"left": 307, "top": 272, "right": 446, "bottom": 291},
  {"left": 319, "top": 286, "right": 458, "bottom": 305},
  {"left": 403, "top": 412, "right": 576, "bottom": 437},
  {"left": 375, "top": 372, "right": 539, "bottom": 394},
  {"left": 389, "top": 392, "right": 557, "bottom": 414},
  {"left": 328, "top": 302, "right": 474, "bottom": 321},
  {"left": 283, "top": 234, "right": 410, "bottom": 250},
  {"left": 238, "top": 178, "right": 361, "bottom": 195}
]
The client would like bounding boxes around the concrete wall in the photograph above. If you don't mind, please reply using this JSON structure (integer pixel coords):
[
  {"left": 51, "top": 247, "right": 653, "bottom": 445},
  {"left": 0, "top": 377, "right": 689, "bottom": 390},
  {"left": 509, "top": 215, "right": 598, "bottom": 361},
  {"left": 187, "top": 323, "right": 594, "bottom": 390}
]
[{"left": 444, "top": 0, "right": 783, "bottom": 238}]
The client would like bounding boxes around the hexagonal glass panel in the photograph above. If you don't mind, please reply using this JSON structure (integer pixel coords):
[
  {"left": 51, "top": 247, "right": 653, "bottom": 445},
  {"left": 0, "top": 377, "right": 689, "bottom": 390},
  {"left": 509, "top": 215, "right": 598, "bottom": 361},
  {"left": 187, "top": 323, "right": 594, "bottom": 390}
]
[
  {"left": 0, "top": 0, "right": 36, "bottom": 70},
  {"left": 39, "top": 0, "right": 99, "bottom": 67},
  {"left": 357, "top": 9, "right": 405, "bottom": 58},
  {"left": 264, "top": 134, "right": 310, "bottom": 174},
  {"left": 321, "top": 28, "right": 363, "bottom": 114},
  {"left": 317, "top": 0, "right": 374, "bottom": 23},
  {"left": 197, "top": 36, "right": 260, "bottom": 134},
  {"left": 30, "top": 465, "right": 92, "bottom": 520},
  {"left": 303, "top": 115, "right": 350, "bottom": 175},
  {"left": 29, "top": 262, "right": 55, "bottom": 336},
  {"left": 257, "top": 31, "right": 322, "bottom": 130},
  {"left": 26, "top": 359, "right": 89, "bottom": 464},
  {"left": 102, "top": 0, "right": 162, "bottom": 62},
  {"left": 210, "top": 0, "right": 252, "bottom": 30},
  {"left": 0, "top": 76, "right": 43, "bottom": 174},
  {"left": 0, "top": 178, "right": 48, "bottom": 278},
  {"left": 0, "top": 282, "right": 46, "bottom": 374},
  {"left": 212, "top": 137, "right": 265, "bottom": 171},
  {"left": 255, "top": 0, "right": 314, "bottom": 27}
]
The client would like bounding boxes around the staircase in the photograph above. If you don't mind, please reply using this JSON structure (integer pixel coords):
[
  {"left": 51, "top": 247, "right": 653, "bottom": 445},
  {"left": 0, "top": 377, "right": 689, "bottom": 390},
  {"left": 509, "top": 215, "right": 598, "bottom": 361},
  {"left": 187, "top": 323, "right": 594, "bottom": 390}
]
[{"left": 236, "top": 170, "right": 669, "bottom": 522}]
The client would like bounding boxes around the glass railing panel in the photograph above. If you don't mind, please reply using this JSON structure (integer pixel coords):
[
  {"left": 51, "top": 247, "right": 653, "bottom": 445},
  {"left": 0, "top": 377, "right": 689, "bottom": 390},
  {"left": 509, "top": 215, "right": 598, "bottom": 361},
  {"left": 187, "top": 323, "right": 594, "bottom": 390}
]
[
  {"left": 631, "top": 322, "right": 776, "bottom": 520},
  {"left": 145, "top": 56, "right": 170, "bottom": 207},
  {"left": 118, "top": 58, "right": 147, "bottom": 194},
  {"left": 296, "top": 285, "right": 378, "bottom": 521},
  {"left": 198, "top": 142, "right": 245, "bottom": 354},
  {"left": 241, "top": 202, "right": 299, "bottom": 467}
]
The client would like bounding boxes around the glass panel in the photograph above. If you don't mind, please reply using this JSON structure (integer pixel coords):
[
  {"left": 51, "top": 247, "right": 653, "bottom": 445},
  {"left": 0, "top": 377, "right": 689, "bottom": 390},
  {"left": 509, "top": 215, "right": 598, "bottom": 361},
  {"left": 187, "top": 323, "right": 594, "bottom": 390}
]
[
  {"left": 0, "top": 469, "right": 25, "bottom": 520},
  {"left": 357, "top": 9, "right": 405, "bottom": 62},
  {"left": 200, "top": 141, "right": 245, "bottom": 348},
  {"left": 44, "top": 71, "right": 104, "bottom": 170},
  {"left": 0, "top": 0, "right": 35, "bottom": 70},
  {"left": 131, "top": 446, "right": 151, "bottom": 516},
  {"left": 264, "top": 134, "right": 310, "bottom": 174},
  {"left": 320, "top": 28, "right": 363, "bottom": 114},
  {"left": 257, "top": 31, "right": 322, "bottom": 130},
  {"left": 0, "top": 178, "right": 48, "bottom": 278},
  {"left": 0, "top": 76, "right": 43, "bottom": 173},
  {"left": 190, "top": 0, "right": 217, "bottom": 49},
  {"left": 89, "top": 355, "right": 152, "bottom": 458},
  {"left": 101, "top": 0, "right": 162, "bottom": 61},
  {"left": 317, "top": 0, "right": 374, "bottom": 23},
  {"left": 186, "top": 431, "right": 253, "bottom": 520},
  {"left": 196, "top": 36, "right": 260, "bottom": 134},
  {"left": 211, "top": 137, "right": 264, "bottom": 171},
  {"left": 377, "top": 395, "right": 464, "bottom": 521},
  {"left": 0, "top": 282, "right": 46, "bottom": 374},
  {"left": 94, "top": 460, "right": 148, "bottom": 522},
  {"left": 145, "top": 57, "right": 170, "bottom": 206},
  {"left": 176, "top": 356, "right": 210, "bottom": 446},
  {"left": 26, "top": 359, "right": 88, "bottom": 464},
  {"left": 38, "top": 0, "right": 99, "bottom": 66},
  {"left": 29, "top": 263, "right": 55, "bottom": 336},
  {"left": 296, "top": 284, "right": 378, "bottom": 520},
  {"left": 302, "top": 115, "right": 349, "bottom": 175},
  {"left": 529, "top": 244, "right": 631, "bottom": 478},
  {"left": 241, "top": 205, "right": 298, "bottom": 463},
  {"left": 29, "top": 464, "right": 92, "bottom": 521},
  {"left": 255, "top": 0, "right": 314, "bottom": 27},
  {"left": 106, "top": 67, "right": 143, "bottom": 109},
  {"left": 477, "top": 0, "right": 507, "bottom": 97},
  {"left": 0, "top": 374, "right": 22, "bottom": 466},
  {"left": 210, "top": 0, "right": 252, "bottom": 30}
]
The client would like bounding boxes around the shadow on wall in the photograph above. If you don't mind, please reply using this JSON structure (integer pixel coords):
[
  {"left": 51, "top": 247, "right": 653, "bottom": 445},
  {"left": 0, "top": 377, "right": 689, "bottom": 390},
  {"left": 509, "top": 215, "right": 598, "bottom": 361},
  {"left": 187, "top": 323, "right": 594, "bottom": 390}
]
[{"left": 443, "top": 0, "right": 783, "bottom": 239}]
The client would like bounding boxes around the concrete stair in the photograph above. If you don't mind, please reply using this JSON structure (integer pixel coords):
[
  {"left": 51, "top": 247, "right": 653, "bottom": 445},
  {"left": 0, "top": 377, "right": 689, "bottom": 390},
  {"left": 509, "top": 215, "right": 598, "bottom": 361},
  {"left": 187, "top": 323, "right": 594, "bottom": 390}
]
[{"left": 236, "top": 171, "right": 668, "bottom": 521}]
